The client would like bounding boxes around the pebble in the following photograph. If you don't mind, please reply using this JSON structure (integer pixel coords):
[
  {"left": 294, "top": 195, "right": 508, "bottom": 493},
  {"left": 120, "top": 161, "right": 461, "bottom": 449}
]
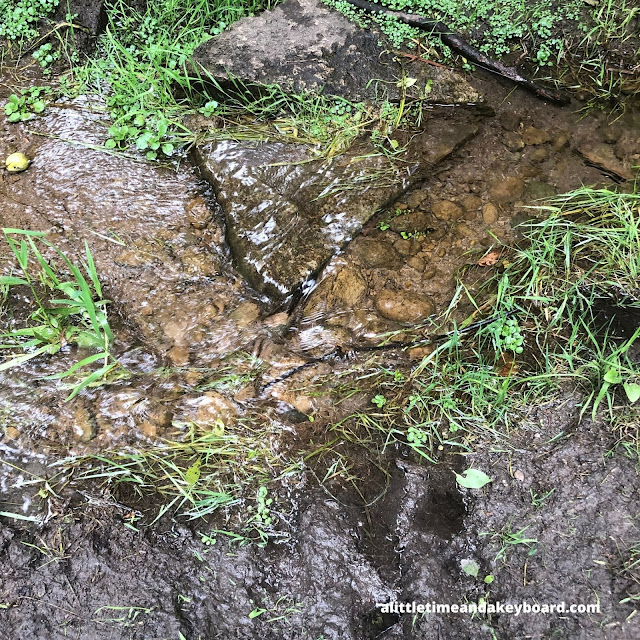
[
  {"left": 551, "top": 131, "right": 570, "bottom": 152},
  {"left": 406, "top": 190, "right": 428, "bottom": 209},
  {"left": 354, "top": 238, "right": 400, "bottom": 269},
  {"left": 522, "top": 126, "right": 552, "bottom": 145},
  {"left": 461, "top": 194, "right": 482, "bottom": 211},
  {"left": 389, "top": 210, "right": 431, "bottom": 234},
  {"left": 331, "top": 266, "right": 368, "bottom": 306},
  {"left": 504, "top": 132, "right": 525, "bottom": 151},
  {"left": 375, "top": 289, "right": 435, "bottom": 323},
  {"left": 528, "top": 147, "right": 550, "bottom": 164},
  {"left": 482, "top": 203, "right": 499, "bottom": 224},
  {"left": 407, "top": 255, "right": 425, "bottom": 272},
  {"left": 185, "top": 196, "right": 213, "bottom": 230},
  {"left": 432, "top": 200, "right": 464, "bottom": 221},
  {"left": 500, "top": 110, "right": 521, "bottom": 131},
  {"left": 454, "top": 223, "right": 476, "bottom": 239},
  {"left": 394, "top": 238, "right": 421, "bottom": 256},
  {"left": 489, "top": 176, "right": 524, "bottom": 204},
  {"left": 230, "top": 301, "right": 261, "bottom": 327}
]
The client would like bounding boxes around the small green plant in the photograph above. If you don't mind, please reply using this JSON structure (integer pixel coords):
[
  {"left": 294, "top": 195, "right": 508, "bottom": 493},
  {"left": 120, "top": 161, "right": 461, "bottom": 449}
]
[
  {"left": 372, "top": 394, "right": 387, "bottom": 408},
  {"left": 490, "top": 313, "right": 524, "bottom": 355},
  {"left": 32, "top": 41, "right": 59, "bottom": 72},
  {"left": 4, "top": 86, "right": 51, "bottom": 122},
  {"left": 529, "top": 487, "right": 554, "bottom": 508},
  {"left": 0, "top": 229, "right": 120, "bottom": 400},
  {"left": 0, "top": 0, "right": 59, "bottom": 41},
  {"left": 483, "top": 522, "right": 538, "bottom": 563},
  {"left": 105, "top": 114, "right": 175, "bottom": 159},
  {"left": 249, "top": 485, "right": 273, "bottom": 528},
  {"left": 198, "top": 99, "right": 219, "bottom": 117},
  {"left": 406, "top": 424, "right": 429, "bottom": 449}
]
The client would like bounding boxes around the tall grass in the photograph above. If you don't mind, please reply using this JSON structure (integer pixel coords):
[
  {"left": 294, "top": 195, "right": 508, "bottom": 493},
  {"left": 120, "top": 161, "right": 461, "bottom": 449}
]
[{"left": 0, "top": 228, "right": 120, "bottom": 400}]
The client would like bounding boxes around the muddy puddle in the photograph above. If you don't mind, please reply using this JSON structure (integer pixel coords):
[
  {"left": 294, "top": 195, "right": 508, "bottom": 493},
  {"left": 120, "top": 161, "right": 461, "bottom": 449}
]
[{"left": 1, "top": 61, "right": 640, "bottom": 640}]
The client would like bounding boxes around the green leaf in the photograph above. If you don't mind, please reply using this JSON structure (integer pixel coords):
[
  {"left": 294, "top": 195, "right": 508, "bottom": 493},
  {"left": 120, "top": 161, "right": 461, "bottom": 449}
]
[
  {"left": 455, "top": 468, "right": 492, "bottom": 489},
  {"left": 0, "top": 344, "right": 52, "bottom": 372},
  {"left": 0, "top": 276, "right": 29, "bottom": 286},
  {"left": 185, "top": 458, "right": 202, "bottom": 487},
  {"left": 65, "top": 361, "right": 118, "bottom": 401},
  {"left": 461, "top": 558, "right": 479, "bottom": 577},
  {"left": 604, "top": 368, "right": 622, "bottom": 384},
  {"left": 624, "top": 382, "right": 640, "bottom": 404},
  {"left": 8, "top": 112, "right": 22, "bottom": 123},
  {"left": 105, "top": 139, "right": 117, "bottom": 149},
  {"left": 249, "top": 608, "right": 266, "bottom": 619},
  {"left": 161, "top": 143, "right": 174, "bottom": 156},
  {"left": 44, "top": 351, "right": 109, "bottom": 379}
]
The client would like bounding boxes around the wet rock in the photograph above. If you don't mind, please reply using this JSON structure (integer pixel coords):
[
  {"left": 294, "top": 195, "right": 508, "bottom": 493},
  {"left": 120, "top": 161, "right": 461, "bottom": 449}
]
[
  {"left": 53, "top": 1, "right": 107, "bottom": 50},
  {"left": 175, "top": 391, "right": 238, "bottom": 426},
  {"left": 353, "top": 238, "right": 400, "bottom": 269},
  {"left": 194, "top": 122, "right": 477, "bottom": 302},
  {"left": 551, "top": 131, "right": 571, "bottom": 152},
  {"left": 185, "top": 196, "right": 214, "bottom": 230},
  {"left": 528, "top": 147, "right": 550, "bottom": 164},
  {"left": 488, "top": 176, "right": 524, "bottom": 204},
  {"left": 524, "top": 180, "right": 556, "bottom": 201},
  {"left": 406, "top": 255, "right": 425, "bottom": 272},
  {"left": 406, "top": 190, "right": 428, "bottom": 209},
  {"left": 388, "top": 210, "right": 431, "bottom": 234},
  {"left": 522, "top": 126, "right": 552, "bottom": 145},
  {"left": 503, "top": 131, "right": 525, "bottom": 151},
  {"left": 331, "top": 266, "right": 369, "bottom": 307},
  {"left": 393, "top": 237, "right": 421, "bottom": 256},
  {"left": 615, "top": 130, "right": 640, "bottom": 163},
  {"left": 263, "top": 312, "right": 289, "bottom": 330},
  {"left": 482, "top": 203, "right": 499, "bottom": 224},
  {"left": 432, "top": 200, "right": 464, "bottom": 221},
  {"left": 500, "top": 110, "right": 521, "bottom": 132},
  {"left": 577, "top": 142, "right": 636, "bottom": 181},
  {"left": 375, "top": 289, "right": 435, "bottom": 324},
  {"left": 454, "top": 222, "right": 476, "bottom": 239},
  {"left": 192, "top": 0, "right": 481, "bottom": 104},
  {"left": 229, "top": 301, "right": 261, "bottom": 327}
]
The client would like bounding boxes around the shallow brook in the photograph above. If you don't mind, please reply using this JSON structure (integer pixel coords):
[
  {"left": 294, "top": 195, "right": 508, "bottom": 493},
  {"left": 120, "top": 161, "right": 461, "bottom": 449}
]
[{"left": 1, "top": 56, "right": 640, "bottom": 639}]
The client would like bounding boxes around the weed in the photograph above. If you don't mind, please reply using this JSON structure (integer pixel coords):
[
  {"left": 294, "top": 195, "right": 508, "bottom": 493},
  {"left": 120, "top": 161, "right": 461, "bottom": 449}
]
[
  {"left": 32, "top": 41, "right": 59, "bottom": 71},
  {"left": 0, "top": 0, "right": 59, "bottom": 42},
  {"left": 0, "top": 229, "right": 121, "bottom": 400},
  {"left": 3, "top": 86, "right": 51, "bottom": 122},
  {"left": 483, "top": 522, "right": 538, "bottom": 564},
  {"left": 59, "top": 420, "right": 293, "bottom": 541}
]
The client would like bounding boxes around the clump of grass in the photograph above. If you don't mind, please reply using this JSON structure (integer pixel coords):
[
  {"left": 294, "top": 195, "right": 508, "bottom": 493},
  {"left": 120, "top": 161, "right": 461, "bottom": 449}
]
[
  {"left": 60, "top": 420, "right": 296, "bottom": 542},
  {"left": 305, "top": 187, "right": 640, "bottom": 486},
  {"left": 0, "top": 228, "right": 121, "bottom": 400}
]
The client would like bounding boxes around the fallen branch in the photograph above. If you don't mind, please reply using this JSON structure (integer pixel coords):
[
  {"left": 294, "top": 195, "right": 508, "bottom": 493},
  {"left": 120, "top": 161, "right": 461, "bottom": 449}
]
[{"left": 339, "top": 0, "right": 570, "bottom": 105}]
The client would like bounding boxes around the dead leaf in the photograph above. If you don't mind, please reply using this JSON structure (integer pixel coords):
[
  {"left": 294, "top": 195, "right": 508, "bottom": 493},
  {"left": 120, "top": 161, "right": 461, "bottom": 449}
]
[{"left": 478, "top": 250, "right": 502, "bottom": 267}]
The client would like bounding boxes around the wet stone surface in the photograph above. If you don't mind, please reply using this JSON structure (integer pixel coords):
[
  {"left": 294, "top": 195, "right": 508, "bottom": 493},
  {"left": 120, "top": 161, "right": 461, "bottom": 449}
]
[{"left": 194, "top": 119, "right": 478, "bottom": 303}]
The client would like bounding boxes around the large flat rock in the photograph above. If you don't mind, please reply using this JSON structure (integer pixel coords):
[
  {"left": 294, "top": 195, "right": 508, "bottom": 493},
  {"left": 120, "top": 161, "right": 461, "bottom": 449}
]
[
  {"left": 194, "top": 119, "right": 478, "bottom": 302},
  {"left": 192, "top": 0, "right": 481, "bottom": 104}
]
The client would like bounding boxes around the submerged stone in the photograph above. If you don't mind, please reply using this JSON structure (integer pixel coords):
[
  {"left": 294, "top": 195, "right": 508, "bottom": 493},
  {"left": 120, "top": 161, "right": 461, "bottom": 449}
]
[
  {"left": 192, "top": 0, "right": 481, "bottom": 105},
  {"left": 194, "top": 120, "right": 478, "bottom": 303}
]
